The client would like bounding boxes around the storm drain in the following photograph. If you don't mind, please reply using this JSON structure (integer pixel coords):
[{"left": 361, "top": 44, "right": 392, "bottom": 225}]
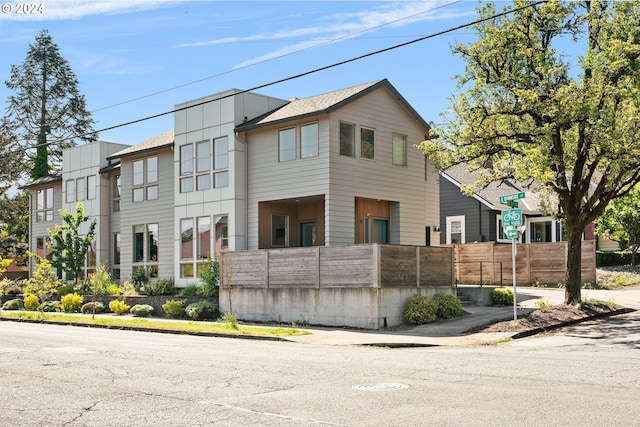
[{"left": 352, "top": 383, "right": 409, "bottom": 392}]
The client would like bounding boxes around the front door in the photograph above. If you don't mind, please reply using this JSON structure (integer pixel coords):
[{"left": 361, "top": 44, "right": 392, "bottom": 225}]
[
  {"left": 372, "top": 219, "right": 388, "bottom": 244},
  {"left": 300, "top": 222, "right": 316, "bottom": 247}
]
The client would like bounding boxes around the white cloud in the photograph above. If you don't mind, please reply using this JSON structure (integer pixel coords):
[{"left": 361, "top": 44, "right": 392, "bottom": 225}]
[
  {"left": 177, "top": 1, "right": 474, "bottom": 69},
  {"left": 0, "top": 0, "right": 181, "bottom": 21}
]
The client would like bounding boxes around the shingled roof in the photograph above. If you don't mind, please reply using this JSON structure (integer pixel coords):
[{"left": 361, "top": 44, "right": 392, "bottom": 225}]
[
  {"left": 235, "top": 79, "right": 430, "bottom": 132},
  {"left": 107, "top": 129, "right": 175, "bottom": 160},
  {"left": 440, "top": 163, "right": 543, "bottom": 215}
]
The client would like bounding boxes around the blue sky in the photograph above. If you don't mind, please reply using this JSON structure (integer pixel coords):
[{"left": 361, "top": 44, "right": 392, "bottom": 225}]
[{"left": 0, "top": 0, "right": 485, "bottom": 146}]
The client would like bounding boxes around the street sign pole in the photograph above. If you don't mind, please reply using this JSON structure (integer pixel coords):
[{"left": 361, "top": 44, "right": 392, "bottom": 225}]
[{"left": 512, "top": 236, "right": 517, "bottom": 322}]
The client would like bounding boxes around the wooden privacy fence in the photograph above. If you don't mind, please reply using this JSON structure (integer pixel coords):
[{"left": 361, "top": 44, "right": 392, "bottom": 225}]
[
  {"left": 451, "top": 241, "right": 596, "bottom": 285},
  {"left": 221, "top": 244, "right": 454, "bottom": 289},
  {"left": 218, "top": 244, "right": 455, "bottom": 329}
]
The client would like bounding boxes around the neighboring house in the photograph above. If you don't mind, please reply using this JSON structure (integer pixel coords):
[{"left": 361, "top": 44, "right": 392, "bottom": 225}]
[
  {"left": 25, "top": 79, "right": 439, "bottom": 287},
  {"left": 439, "top": 163, "right": 595, "bottom": 245}
]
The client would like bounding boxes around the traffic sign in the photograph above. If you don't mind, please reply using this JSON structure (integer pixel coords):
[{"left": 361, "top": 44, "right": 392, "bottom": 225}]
[
  {"left": 501, "top": 208, "right": 523, "bottom": 227},
  {"left": 505, "top": 229, "right": 519, "bottom": 239},
  {"left": 499, "top": 192, "right": 525, "bottom": 204}
]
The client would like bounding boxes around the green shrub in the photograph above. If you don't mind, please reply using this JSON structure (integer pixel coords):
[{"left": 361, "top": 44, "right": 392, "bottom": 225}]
[
  {"left": 38, "top": 300, "right": 61, "bottom": 312},
  {"left": 433, "top": 292, "right": 462, "bottom": 319},
  {"left": 130, "top": 304, "right": 154, "bottom": 317},
  {"left": 178, "top": 285, "right": 199, "bottom": 296},
  {"left": 61, "top": 293, "right": 84, "bottom": 313},
  {"left": 23, "top": 294, "right": 40, "bottom": 311},
  {"left": 109, "top": 299, "right": 131, "bottom": 315},
  {"left": 143, "top": 278, "right": 176, "bottom": 296},
  {"left": 492, "top": 288, "right": 514, "bottom": 306},
  {"left": 162, "top": 299, "right": 186, "bottom": 318},
  {"left": 2, "top": 298, "right": 24, "bottom": 310},
  {"left": 82, "top": 301, "right": 107, "bottom": 314},
  {"left": 1, "top": 278, "right": 23, "bottom": 296},
  {"left": 106, "top": 284, "right": 122, "bottom": 296},
  {"left": 403, "top": 294, "right": 438, "bottom": 325},
  {"left": 221, "top": 311, "right": 239, "bottom": 329},
  {"left": 73, "top": 279, "right": 92, "bottom": 296},
  {"left": 197, "top": 258, "right": 220, "bottom": 297},
  {"left": 56, "top": 283, "right": 75, "bottom": 296},
  {"left": 185, "top": 300, "right": 219, "bottom": 321},
  {"left": 130, "top": 267, "right": 148, "bottom": 292}
]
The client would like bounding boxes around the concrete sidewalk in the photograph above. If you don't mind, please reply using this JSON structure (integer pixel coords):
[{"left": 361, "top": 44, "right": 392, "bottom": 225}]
[{"left": 288, "top": 286, "right": 640, "bottom": 347}]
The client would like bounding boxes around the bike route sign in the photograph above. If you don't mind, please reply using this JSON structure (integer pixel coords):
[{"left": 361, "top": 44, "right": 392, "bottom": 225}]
[{"left": 501, "top": 208, "right": 523, "bottom": 227}]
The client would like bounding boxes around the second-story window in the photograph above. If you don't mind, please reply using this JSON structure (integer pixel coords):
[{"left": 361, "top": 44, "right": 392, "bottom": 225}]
[
  {"left": 392, "top": 133, "right": 407, "bottom": 166},
  {"left": 132, "top": 156, "right": 159, "bottom": 202},
  {"left": 180, "top": 144, "right": 194, "bottom": 193},
  {"left": 76, "top": 177, "right": 85, "bottom": 202},
  {"left": 279, "top": 128, "right": 296, "bottom": 162},
  {"left": 340, "top": 122, "right": 355, "bottom": 157},
  {"left": 360, "top": 128, "right": 375, "bottom": 160},
  {"left": 36, "top": 187, "right": 54, "bottom": 222},
  {"left": 196, "top": 140, "right": 211, "bottom": 190},
  {"left": 300, "top": 123, "right": 318, "bottom": 158},
  {"left": 112, "top": 175, "right": 121, "bottom": 212},
  {"left": 213, "top": 136, "right": 229, "bottom": 187},
  {"left": 65, "top": 180, "right": 75, "bottom": 203}
]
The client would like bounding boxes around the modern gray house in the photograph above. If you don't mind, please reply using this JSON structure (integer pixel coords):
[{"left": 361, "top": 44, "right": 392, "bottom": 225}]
[{"left": 25, "top": 79, "right": 440, "bottom": 288}]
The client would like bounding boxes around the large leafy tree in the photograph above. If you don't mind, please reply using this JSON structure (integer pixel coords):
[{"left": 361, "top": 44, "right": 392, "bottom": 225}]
[
  {"left": 47, "top": 203, "right": 96, "bottom": 283},
  {"left": 420, "top": 1, "right": 640, "bottom": 304},
  {"left": 595, "top": 185, "right": 640, "bottom": 266},
  {"left": 3, "top": 29, "right": 96, "bottom": 180}
]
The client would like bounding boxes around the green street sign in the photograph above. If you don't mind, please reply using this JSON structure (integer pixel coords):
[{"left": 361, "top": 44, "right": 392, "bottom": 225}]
[
  {"left": 499, "top": 192, "right": 525, "bottom": 204},
  {"left": 505, "top": 229, "right": 519, "bottom": 239},
  {"left": 501, "top": 208, "right": 523, "bottom": 227},
  {"left": 506, "top": 200, "right": 518, "bottom": 208}
]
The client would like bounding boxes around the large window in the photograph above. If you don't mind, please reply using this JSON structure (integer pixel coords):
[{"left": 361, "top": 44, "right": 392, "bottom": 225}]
[
  {"left": 76, "top": 177, "right": 85, "bottom": 202},
  {"left": 180, "top": 218, "right": 194, "bottom": 277},
  {"left": 112, "top": 233, "right": 121, "bottom": 280},
  {"left": 340, "top": 122, "right": 355, "bottom": 157},
  {"left": 279, "top": 128, "right": 296, "bottom": 162},
  {"left": 360, "top": 128, "right": 375, "bottom": 160},
  {"left": 392, "top": 133, "right": 407, "bottom": 166},
  {"left": 133, "top": 224, "right": 159, "bottom": 278},
  {"left": 132, "top": 157, "right": 159, "bottom": 202},
  {"left": 197, "top": 216, "right": 211, "bottom": 260},
  {"left": 36, "top": 187, "right": 54, "bottom": 222},
  {"left": 196, "top": 140, "right": 211, "bottom": 190},
  {"left": 65, "top": 180, "right": 75, "bottom": 203},
  {"left": 300, "top": 123, "right": 319, "bottom": 158}
]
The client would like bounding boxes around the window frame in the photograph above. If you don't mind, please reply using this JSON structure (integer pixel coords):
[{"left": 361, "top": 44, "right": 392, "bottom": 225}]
[
  {"left": 300, "top": 122, "right": 319, "bottom": 158},
  {"left": 360, "top": 127, "right": 375, "bottom": 160},
  {"left": 446, "top": 215, "right": 465, "bottom": 244},
  {"left": 339, "top": 122, "right": 356, "bottom": 157},
  {"left": 392, "top": 133, "right": 407, "bottom": 166},
  {"left": 279, "top": 127, "right": 296, "bottom": 162}
]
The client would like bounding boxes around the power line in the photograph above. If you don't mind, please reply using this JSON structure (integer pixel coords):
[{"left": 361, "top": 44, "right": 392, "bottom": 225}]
[
  {"left": 91, "top": 1, "right": 462, "bottom": 113},
  {"left": 91, "top": 0, "right": 546, "bottom": 137}
]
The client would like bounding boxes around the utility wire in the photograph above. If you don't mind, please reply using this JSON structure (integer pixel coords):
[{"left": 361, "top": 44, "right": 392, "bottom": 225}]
[
  {"left": 91, "top": 0, "right": 462, "bottom": 113},
  {"left": 91, "top": 0, "right": 546, "bottom": 137}
]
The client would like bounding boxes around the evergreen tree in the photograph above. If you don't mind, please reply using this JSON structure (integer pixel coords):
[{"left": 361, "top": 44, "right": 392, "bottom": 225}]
[{"left": 3, "top": 29, "right": 96, "bottom": 180}]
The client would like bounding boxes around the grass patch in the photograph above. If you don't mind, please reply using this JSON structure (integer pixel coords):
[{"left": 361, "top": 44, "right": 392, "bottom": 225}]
[{"left": 0, "top": 311, "right": 310, "bottom": 337}]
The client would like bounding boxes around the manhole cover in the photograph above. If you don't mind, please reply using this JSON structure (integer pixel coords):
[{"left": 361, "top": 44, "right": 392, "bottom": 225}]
[{"left": 352, "top": 383, "right": 409, "bottom": 392}]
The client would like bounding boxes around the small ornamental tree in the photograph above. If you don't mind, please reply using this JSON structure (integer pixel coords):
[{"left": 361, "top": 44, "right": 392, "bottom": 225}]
[
  {"left": 47, "top": 203, "right": 96, "bottom": 283},
  {"left": 25, "top": 254, "right": 64, "bottom": 309},
  {"left": 0, "top": 256, "right": 12, "bottom": 276}
]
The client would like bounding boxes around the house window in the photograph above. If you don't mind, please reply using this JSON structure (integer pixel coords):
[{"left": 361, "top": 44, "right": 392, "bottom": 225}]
[
  {"left": 216, "top": 215, "right": 229, "bottom": 252},
  {"left": 529, "top": 220, "right": 553, "bottom": 243},
  {"left": 272, "top": 214, "right": 289, "bottom": 247},
  {"left": 340, "top": 122, "right": 355, "bottom": 157},
  {"left": 36, "top": 236, "right": 52, "bottom": 259},
  {"left": 196, "top": 140, "right": 211, "bottom": 190},
  {"left": 132, "top": 156, "right": 159, "bottom": 202},
  {"left": 76, "top": 177, "right": 85, "bottom": 202},
  {"left": 214, "top": 136, "right": 229, "bottom": 188},
  {"left": 360, "top": 128, "right": 375, "bottom": 160},
  {"left": 392, "top": 133, "right": 407, "bottom": 166},
  {"left": 279, "top": 128, "right": 296, "bottom": 162},
  {"left": 180, "top": 218, "right": 194, "bottom": 278},
  {"left": 197, "top": 216, "right": 211, "bottom": 259},
  {"left": 112, "top": 175, "right": 121, "bottom": 212},
  {"left": 133, "top": 224, "right": 159, "bottom": 278},
  {"left": 87, "top": 175, "right": 96, "bottom": 200},
  {"left": 180, "top": 144, "right": 194, "bottom": 193},
  {"left": 301, "top": 123, "right": 318, "bottom": 158},
  {"left": 446, "top": 215, "right": 465, "bottom": 244},
  {"left": 113, "top": 233, "right": 121, "bottom": 280},
  {"left": 36, "top": 187, "right": 54, "bottom": 222},
  {"left": 65, "top": 180, "right": 75, "bottom": 203}
]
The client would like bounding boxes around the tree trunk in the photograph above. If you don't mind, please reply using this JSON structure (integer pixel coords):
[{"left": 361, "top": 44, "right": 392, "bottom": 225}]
[{"left": 564, "top": 226, "right": 583, "bottom": 305}]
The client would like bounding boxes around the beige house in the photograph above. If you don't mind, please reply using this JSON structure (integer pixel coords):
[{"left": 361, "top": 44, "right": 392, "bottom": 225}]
[{"left": 25, "top": 79, "right": 439, "bottom": 287}]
